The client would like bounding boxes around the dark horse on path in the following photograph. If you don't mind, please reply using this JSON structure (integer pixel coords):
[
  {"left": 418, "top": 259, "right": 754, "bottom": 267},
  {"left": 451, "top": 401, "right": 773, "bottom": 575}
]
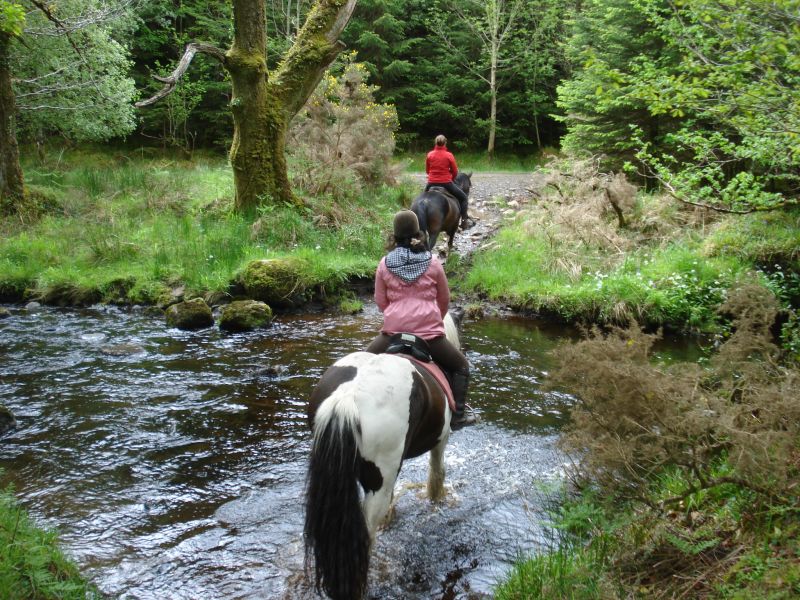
[
  {"left": 411, "top": 172, "right": 472, "bottom": 252},
  {"left": 304, "top": 314, "right": 461, "bottom": 600}
]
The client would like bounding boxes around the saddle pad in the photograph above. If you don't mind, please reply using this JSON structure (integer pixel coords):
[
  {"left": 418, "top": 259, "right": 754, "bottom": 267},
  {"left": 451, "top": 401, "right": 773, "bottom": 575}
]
[{"left": 404, "top": 355, "right": 455, "bottom": 412}]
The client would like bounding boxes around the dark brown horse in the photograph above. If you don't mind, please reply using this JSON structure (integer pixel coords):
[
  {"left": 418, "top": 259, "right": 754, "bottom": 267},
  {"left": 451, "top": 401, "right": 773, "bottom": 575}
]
[{"left": 411, "top": 172, "right": 472, "bottom": 252}]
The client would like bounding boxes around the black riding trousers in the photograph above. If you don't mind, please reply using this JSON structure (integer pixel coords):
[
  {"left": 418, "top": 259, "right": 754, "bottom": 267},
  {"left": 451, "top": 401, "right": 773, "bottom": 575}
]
[{"left": 366, "top": 333, "right": 469, "bottom": 376}]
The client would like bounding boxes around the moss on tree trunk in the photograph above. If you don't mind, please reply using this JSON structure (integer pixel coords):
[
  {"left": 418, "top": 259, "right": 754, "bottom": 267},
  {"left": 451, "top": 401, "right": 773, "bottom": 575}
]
[{"left": 0, "top": 34, "right": 25, "bottom": 211}]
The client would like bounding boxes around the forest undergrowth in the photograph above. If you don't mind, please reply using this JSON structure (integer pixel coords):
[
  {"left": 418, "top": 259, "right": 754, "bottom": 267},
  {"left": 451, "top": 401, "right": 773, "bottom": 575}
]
[
  {"left": 496, "top": 284, "right": 800, "bottom": 599},
  {"left": 465, "top": 157, "right": 800, "bottom": 357}
]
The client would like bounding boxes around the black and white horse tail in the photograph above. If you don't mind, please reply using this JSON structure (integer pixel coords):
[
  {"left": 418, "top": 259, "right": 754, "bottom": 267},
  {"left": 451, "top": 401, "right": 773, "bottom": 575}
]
[{"left": 304, "top": 394, "right": 371, "bottom": 600}]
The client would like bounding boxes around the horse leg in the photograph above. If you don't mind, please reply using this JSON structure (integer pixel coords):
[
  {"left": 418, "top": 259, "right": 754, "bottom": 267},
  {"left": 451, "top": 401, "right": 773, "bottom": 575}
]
[
  {"left": 427, "top": 431, "right": 449, "bottom": 502},
  {"left": 363, "top": 476, "right": 397, "bottom": 540}
]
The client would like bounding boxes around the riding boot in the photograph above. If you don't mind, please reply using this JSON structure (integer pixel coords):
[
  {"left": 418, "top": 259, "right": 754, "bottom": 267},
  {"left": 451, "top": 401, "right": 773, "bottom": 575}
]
[{"left": 450, "top": 371, "right": 475, "bottom": 430}]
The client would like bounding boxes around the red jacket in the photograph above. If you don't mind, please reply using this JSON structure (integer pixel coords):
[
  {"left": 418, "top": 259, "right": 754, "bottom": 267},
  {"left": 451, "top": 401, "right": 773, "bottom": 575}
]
[{"left": 426, "top": 145, "right": 458, "bottom": 184}]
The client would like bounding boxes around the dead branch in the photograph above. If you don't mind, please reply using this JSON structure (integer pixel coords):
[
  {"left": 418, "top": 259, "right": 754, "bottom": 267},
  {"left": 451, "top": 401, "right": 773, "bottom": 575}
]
[{"left": 135, "top": 42, "right": 227, "bottom": 108}]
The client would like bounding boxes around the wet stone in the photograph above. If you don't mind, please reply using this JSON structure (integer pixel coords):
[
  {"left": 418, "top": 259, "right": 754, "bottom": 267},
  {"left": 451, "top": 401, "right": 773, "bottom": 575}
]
[
  {"left": 218, "top": 300, "right": 273, "bottom": 332},
  {"left": 0, "top": 405, "right": 16, "bottom": 437},
  {"left": 165, "top": 297, "right": 214, "bottom": 330}
]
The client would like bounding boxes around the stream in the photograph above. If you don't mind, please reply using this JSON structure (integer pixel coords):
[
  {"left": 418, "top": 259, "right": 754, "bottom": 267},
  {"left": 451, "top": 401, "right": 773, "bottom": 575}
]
[{"left": 0, "top": 303, "right": 698, "bottom": 599}]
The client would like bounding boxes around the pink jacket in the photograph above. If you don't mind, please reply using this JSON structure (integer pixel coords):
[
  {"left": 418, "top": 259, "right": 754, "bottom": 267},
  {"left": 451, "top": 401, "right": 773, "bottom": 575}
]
[
  {"left": 374, "top": 256, "right": 450, "bottom": 339},
  {"left": 426, "top": 145, "right": 458, "bottom": 184}
]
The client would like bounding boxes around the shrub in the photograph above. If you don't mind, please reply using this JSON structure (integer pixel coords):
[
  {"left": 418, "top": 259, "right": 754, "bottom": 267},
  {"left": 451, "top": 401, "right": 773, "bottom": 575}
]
[
  {"left": 288, "top": 53, "right": 400, "bottom": 201},
  {"left": 551, "top": 283, "right": 800, "bottom": 504}
]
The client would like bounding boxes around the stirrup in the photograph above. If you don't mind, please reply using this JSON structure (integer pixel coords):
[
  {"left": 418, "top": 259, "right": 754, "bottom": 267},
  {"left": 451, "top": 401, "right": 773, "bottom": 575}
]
[{"left": 450, "top": 404, "right": 477, "bottom": 430}]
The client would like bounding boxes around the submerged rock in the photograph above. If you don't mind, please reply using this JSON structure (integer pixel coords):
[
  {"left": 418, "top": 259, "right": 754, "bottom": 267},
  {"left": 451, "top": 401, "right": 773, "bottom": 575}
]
[
  {"left": 101, "top": 343, "right": 146, "bottom": 356},
  {"left": 165, "top": 298, "right": 214, "bottom": 330},
  {"left": 240, "top": 258, "right": 312, "bottom": 308},
  {"left": 218, "top": 300, "right": 273, "bottom": 332},
  {"left": 0, "top": 405, "right": 16, "bottom": 437}
]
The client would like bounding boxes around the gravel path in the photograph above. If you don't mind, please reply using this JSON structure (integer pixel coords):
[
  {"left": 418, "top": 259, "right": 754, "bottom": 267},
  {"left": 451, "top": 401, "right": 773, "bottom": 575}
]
[{"left": 403, "top": 172, "right": 535, "bottom": 259}]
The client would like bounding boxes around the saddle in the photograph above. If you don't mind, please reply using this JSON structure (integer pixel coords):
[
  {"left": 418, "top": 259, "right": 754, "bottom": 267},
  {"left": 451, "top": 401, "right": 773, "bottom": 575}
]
[
  {"left": 426, "top": 186, "right": 458, "bottom": 203},
  {"left": 384, "top": 333, "right": 455, "bottom": 410},
  {"left": 385, "top": 332, "right": 432, "bottom": 362}
]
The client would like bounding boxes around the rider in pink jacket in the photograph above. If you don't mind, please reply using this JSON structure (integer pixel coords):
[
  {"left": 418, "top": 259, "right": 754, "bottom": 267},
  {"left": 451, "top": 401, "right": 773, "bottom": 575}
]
[{"left": 366, "top": 210, "right": 474, "bottom": 429}]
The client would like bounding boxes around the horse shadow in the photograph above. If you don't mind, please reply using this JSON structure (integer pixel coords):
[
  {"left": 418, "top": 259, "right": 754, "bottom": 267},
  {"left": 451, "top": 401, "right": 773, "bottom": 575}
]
[{"left": 410, "top": 172, "right": 472, "bottom": 255}]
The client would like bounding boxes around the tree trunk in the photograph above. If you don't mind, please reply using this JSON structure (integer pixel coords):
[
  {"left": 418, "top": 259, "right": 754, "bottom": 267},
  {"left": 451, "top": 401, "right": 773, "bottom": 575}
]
[
  {"left": 228, "top": 0, "right": 295, "bottom": 210},
  {"left": 487, "top": 43, "right": 498, "bottom": 158},
  {"left": 227, "top": 0, "right": 357, "bottom": 212},
  {"left": 0, "top": 33, "right": 25, "bottom": 211}
]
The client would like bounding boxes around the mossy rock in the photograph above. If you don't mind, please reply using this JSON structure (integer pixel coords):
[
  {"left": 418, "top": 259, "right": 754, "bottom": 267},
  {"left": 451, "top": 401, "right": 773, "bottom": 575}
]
[
  {"left": 165, "top": 298, "right": 214, "bottom": 330},
  {"left": 0, "top": 404, "right": 16, "bottom": 437},
  {"left": 0, "top": 278, "right": 32, "bottom": 303},
  {"left": 102, "top": 277, "right": 137, "bottom": 304},
  {"left": 39, "top": 282, "right": 101, "bottom": 307},
  {"left": 240, "top": 258, "right": 313, "bottom": 308},
  {"left": 218, "top": 300, "right": 273, "bottom": 332},
  {"left": 0, "top": 307, "right": 10, "bottom": 319}
]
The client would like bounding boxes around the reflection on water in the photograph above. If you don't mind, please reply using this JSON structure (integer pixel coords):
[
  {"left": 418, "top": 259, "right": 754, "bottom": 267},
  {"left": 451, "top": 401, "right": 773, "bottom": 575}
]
[{"left": 0, "top": 304, "right": 584, "bottom": 598}]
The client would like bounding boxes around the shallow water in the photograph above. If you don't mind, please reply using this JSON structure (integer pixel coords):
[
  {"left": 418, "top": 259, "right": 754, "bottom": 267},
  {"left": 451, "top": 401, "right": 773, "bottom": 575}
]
[{"left": 0, "top": 304, "right": 672, "bottom": 598}]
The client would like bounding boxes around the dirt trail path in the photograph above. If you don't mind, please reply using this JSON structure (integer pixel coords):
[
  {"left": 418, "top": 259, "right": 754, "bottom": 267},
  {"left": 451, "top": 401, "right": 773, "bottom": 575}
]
[{"left": 404, "top": 171, "right": 535, "bottom": 259}]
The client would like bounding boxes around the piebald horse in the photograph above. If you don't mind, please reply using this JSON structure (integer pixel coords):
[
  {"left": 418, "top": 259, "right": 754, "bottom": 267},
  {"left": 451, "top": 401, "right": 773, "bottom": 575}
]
[
  {"left": 304, "top": 314, "right": 460, "bottom": 600},
  {"left": 411, "top": 172, "right": 472, "bottom": 253}
]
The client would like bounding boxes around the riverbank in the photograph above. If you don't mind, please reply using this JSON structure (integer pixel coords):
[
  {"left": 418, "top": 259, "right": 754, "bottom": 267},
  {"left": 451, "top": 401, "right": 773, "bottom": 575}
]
[
  {"left": 459, "top": 159, "right": 799, "bottom": 351},
  {"left": 0, "top": 475, "right": 100, "bottom": 599},
  {"left": 494, "top": 284, "right": 800, "bottom": 599},
  {"left": 1, "top": 148, "right": 412, "bottom": 313}
]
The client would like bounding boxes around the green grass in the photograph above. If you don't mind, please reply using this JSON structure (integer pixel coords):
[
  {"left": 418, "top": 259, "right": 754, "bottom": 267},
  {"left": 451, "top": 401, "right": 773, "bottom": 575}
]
[
  {"left": 2, "top": 148, "right": 408, "bottom": 305},
  {"left": 0, "top": 480, "right": 99, "bottom": 599},
  {"left": 497, "top": 465, "right": 800, "bottom": 599},
  {"left": 463, "top": 216, "right": 750, "bottom": 332}
]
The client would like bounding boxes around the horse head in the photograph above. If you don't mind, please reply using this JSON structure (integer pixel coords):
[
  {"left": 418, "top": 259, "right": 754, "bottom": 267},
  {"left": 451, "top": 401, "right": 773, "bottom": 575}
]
[{"left": 455, "top": 171, "right": 472, "bottom": 196}]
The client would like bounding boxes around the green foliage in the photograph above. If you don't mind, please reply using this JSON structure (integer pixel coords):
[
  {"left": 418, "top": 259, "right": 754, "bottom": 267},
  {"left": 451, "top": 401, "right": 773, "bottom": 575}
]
[
  {"left": 628, "top": 0, "right": 800, "bottom": 212},
  {"left": 556, "top": 0, "right": 679, "bottom": 167},
  {"left": 0, "top": 478, "right": 99, "bottom": 599},
  {"left": 342, "top": 0, "right": 567, "bottom": 151},
  {"left": 495, "top": 489, "right": 618, "bottom": 599},
  {"left": 129, "top": 0, "right": 233, "bottom": 149},
  {"left": 0, "top": 2, "right": 25, "bottom": 37},
  {"left": 558, "top": 0, "right": 800, "bottom": 211},
  {"left": 12, "top": 0, "right": 137, "bottom": 143}
]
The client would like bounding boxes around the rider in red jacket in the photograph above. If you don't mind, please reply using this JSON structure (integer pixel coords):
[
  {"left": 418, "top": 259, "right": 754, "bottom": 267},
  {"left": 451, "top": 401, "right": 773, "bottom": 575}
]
[{"left": 425, "top": 135, "right": 474, "bottom": 230}]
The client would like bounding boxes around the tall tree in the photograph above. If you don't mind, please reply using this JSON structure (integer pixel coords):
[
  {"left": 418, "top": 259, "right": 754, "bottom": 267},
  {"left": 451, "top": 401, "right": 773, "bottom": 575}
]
[
  {"left": 1, "top": 0, "right": 136, "bottom": 213},
  {"left": 0, "top": 2, "right": 25, "bottom": 209},
  {"left": 556, "top": 0, "right": 680, "bottom": 169},
  {"left": 130, "top": 0, "right": 234, "bottom": 150},
  {"left": 137, "top": 0, "right": 357, "bottom": 212},
  {"left": 430, "top": 0, "right": 525, "bottom": 156},
  {"left": 630, "top": 0, "right": 800, "bottom": 212}
]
